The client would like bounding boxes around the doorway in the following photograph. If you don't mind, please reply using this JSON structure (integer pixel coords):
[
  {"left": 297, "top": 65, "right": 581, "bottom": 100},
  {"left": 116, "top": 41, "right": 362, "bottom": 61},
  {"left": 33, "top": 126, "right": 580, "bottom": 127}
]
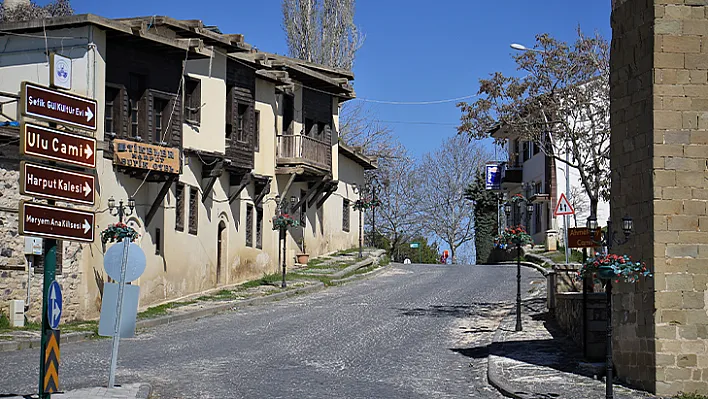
[{"left": 217, "top": 221, "right": 226, "bottom": 284}]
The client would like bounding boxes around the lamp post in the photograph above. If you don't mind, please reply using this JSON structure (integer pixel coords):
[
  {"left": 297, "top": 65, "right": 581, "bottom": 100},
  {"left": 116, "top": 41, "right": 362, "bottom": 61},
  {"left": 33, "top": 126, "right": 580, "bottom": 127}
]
[
  {"left": 586, "top": 214, "right": 633, "bottom": 399},
  {"left": 107, "top": 197, "right": 135, "bottom": 224},
  {"left": 504, "top": 200, "right": 532, "bottom": 332},
  {"left": 280, "top": 196, "right": 297, "bottom": 288}
]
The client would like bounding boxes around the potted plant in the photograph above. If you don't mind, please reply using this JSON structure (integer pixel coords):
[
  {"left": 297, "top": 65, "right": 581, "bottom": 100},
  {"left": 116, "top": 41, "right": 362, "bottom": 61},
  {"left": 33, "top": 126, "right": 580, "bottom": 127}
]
[
  {"left": 577, "top": 253, "right": 652, "bottom": 284},
  {"left": 297, "top": 236, "right": 309, "bottom": 264}
]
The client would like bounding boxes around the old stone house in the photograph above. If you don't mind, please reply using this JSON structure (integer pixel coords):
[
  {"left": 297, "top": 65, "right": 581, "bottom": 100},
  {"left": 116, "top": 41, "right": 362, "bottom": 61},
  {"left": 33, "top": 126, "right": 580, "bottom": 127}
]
[{"left": 0, "top": 14, "right": 375, "bottom": 322}]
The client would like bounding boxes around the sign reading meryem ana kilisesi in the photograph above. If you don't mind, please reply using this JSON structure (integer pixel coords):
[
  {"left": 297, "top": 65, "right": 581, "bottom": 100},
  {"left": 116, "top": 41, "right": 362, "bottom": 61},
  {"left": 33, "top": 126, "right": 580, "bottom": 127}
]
[{"left": 113, "top": 139, "right": 181, "bottom": 174}]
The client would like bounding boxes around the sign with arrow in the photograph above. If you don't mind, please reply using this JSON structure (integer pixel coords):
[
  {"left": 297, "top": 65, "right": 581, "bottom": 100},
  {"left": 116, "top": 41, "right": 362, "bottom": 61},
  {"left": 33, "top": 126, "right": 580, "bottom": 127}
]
[
  {"left": 21, "top": 123, "right": 96, "bottom": 168},
  {"left": 21, "top": 162, "right": 94, "bottom": 205},
  {"left": 47, "top": 280, "right": 62, "bottom": 330},
  {"left": 553, "top": 193, "right": 575, "bottom": 216},
  {"left": 19, "top": 201, "right": 94, "bottom": 242},
  {"left": 21, "top": 82, "right": 97, "bottom": 131}
]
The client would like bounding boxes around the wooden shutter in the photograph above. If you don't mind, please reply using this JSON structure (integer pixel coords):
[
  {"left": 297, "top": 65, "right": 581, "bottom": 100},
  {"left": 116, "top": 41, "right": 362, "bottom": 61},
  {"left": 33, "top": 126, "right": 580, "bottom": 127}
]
[{"left": 170, "top": 92, "right": 182, "bottom": 148}]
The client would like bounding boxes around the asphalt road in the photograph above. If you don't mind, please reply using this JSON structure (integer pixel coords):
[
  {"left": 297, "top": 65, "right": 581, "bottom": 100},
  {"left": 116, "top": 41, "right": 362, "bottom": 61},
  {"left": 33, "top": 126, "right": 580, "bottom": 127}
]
[{"left": 0, "top": 263, "right": 542, "bottom": 399}]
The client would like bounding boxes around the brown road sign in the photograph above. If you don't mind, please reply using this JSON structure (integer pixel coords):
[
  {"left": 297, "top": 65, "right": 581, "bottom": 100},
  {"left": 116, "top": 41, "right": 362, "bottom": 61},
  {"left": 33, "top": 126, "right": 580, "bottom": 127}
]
[
  {"left": 43, "top": 329, "right": 60, "bottom": 394},
  {"left": 21, "top": 162, "right": 95, "bottom": 205},
  {"left": 568, "top": 227, "right": 602, "bottom": 248},
  {"left": 21, "top": 82, "right": 97, "bottom": 131},
  {"left": 21, "top": 123, "right": 96, "bottom": 168},
  {"left": 20, "top": 201, "right": 94, "bottom": 242}
]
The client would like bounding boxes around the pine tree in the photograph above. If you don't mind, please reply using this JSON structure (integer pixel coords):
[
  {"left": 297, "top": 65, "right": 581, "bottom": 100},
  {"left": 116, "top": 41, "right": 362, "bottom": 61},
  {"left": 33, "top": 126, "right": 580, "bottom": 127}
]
[{"left": 465, "top": 172, "right": 499, "bottom": 264}]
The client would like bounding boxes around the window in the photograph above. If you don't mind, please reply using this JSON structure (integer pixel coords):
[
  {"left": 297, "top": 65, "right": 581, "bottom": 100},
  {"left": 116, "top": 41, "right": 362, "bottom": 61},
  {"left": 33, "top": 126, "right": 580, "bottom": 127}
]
[
  {"left": 225, "top": 85, "right": 234, "bottom": 140},
  {"left": 534, "top": 204, "right": 542, "bottom": 236},
  {"left": 105, "top": 88, "right": 118, "bottom": 137},
  {"left": 283, "top": 94, "right": 294, "bottom": 134},
  {"left": 317, "top": 122, "right": 327, "bottom": 139},
  {"left": 305, "top": 118, "right": 315, "bottom": 136},
  {"left": 188, "top": 186, "right": 198, "bottom": 235},
  {"left": 237, "top": 103, "right": 249, "bottom": 143},
  {"left": 300, "top": 189, "right": 307, "bottom": 228},
  {"left": 522, "top": 141, "right": 530, "bottom": 162},
  {"left": 533, "top": 141, "right": 541, "bottom": 155},
  {"left": 246, "top": 204, "right": 253, "bottom": 247},
  {"left": 128, "top": 73, "right": 145, "bottom": 139},
  {"left": 254, "top": 110, "right": 260, "bottom": 151},
  {"left": 256, "top": 207, "right": 263, "bottom": 249},
  {"left": 342, "top": 199, "right": 350, "bottom": 232},
  {"left": 175, "top": 183, "right": 185, "bottom": 232},
  {"left": 534, "top": 181, "right": 543, "bottom": 195},
  {"left": 185, "top": 77, "right": 201, "bottom": 124},
  {"left": 155, "top": 228, "right": 162, "bottom": 255},
  {"left": 154, "top": 98, "right": 168, "bottom": 144}
]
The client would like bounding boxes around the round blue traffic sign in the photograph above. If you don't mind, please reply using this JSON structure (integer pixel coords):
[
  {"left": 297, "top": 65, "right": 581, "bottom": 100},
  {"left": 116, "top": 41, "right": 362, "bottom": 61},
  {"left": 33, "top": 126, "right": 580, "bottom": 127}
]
[{"left": 47, "top": 280, "right": 62, "bottom": 330}]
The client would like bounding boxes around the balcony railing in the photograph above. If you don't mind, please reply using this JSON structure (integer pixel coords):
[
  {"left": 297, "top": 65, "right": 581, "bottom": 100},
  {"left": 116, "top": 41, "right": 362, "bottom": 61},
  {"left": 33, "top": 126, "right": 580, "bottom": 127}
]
[{"left": 277, "top": 134, "right": 331, "bottom": 172}]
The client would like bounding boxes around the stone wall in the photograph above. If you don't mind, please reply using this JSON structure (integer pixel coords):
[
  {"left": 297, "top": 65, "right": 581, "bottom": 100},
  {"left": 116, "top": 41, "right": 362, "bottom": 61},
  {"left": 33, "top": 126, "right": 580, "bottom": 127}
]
[
  {"left": 555, "top": 292, "right": 607, "bottom": 362},
  {"left": 612, "top": 0, "right": 708, "bottom": 395},
  {"left": 0, "top": 143, "right": 85, "bottom": 323}
]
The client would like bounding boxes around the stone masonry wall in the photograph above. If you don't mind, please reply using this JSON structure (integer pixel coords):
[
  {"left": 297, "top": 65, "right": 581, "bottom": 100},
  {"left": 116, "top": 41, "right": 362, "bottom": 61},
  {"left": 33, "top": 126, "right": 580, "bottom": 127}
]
[
  {"left": 610, "top": 0, "right": 657, "bottom": 393},
  {"left": 555, "top": 292, "right": 607, "bottom": 362},
  {"left": 0, "top": 143, "right": 85, "bottom": 323},
  {"left": 612, "top": 0, "right": 708, "bottom": 395}
]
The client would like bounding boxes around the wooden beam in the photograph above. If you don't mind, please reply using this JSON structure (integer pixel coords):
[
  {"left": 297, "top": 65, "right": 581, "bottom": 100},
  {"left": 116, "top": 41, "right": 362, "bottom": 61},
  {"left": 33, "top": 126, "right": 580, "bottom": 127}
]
[
  {"left": 201, "top": 175, "right": 219, "bottom": 204},
  {"left": 144, "top": 175, "right": 178, "bottom": 228},
  {"left": 281, "top": 173, "right": 297, "bottom": 199},
  {"left": 293, "top": 176, "right": 327, "bottom": 211},
  {"left": 228, "top": 174, "right": 251, "bottom": 204},
  {"left": 315, "top": 182, "right": 338, "bottom": 209},
  {"left": 253, "top": 177, "right": 272, "bottom": 206}
]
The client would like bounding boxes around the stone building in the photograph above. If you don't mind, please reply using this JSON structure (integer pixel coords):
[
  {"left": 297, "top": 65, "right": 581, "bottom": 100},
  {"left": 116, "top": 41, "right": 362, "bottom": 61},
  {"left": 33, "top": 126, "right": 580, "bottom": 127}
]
[
  {"left": 0, "top": 14, "right": 375, "bottom": 322},
  {"left": 611, "top": 0, "right": 708, "bottom": 395}
]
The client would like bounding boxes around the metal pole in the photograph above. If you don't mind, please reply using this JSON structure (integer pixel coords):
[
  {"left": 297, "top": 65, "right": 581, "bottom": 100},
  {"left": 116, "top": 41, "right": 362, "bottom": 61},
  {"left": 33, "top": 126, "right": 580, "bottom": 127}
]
[
  {"left": 605, "top": 219, "right": 613, "bottom": 399},
  {"left": 582, "top": 248, "right": 588, "bottom": 360},
  {"left": 38, "top": 238, "right": 56, "bottom": 399},
  {"left": 281, "top": 227, "right": 287, "bottom": 288},
  {"left": 108, "top": 237, "right": 130, "bottom": 388},
  {"left": 358, "top": 208, "right": 363, "bottom": 258},
  {"left": 564, "top": 144, "right": 570, "bottom": 265},
  {"left": 516, "top": 241, "right": 522, "bottom": 331},
  {"left": 372, "top": 187, "right": 377, "bottom": 248}
]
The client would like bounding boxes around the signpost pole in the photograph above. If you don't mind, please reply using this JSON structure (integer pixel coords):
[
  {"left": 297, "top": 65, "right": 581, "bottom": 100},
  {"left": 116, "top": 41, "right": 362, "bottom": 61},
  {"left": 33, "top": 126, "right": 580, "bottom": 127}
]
[
  {"left": 38, "top": 202, "right": 57, "bottom": 399},
  {"left": 108, "top": 238, "right": 130, "bottom": 388}
]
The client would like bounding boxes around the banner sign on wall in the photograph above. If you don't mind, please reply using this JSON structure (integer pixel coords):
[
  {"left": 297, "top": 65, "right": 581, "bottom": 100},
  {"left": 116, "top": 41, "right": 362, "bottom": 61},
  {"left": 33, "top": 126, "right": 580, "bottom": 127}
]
[{"left": 485, "top": 163, "right": 502, "bottom": 190}]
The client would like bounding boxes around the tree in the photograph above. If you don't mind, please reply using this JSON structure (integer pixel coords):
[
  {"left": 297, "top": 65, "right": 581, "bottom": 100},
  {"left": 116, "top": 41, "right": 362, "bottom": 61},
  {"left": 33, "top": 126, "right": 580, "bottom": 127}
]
[
  {"left": 568, "top": 185, "right": 589, "bottom": 227},
  {"left": 281, "top": 0, "right": 363, "bottom": 71},
  {"left": 0, "top": 0, "right": 73, "bottom": 22},
  {"left": 417, "top": 135, "right": 489, "bottom": 263},
  {"left": 457, "top": 28, "right": 609, "bottom": 219},
  {"left": 380, "top": 236, "right": 440, "bottom": 264},
  {"left": 367, "top": 149, "right": 421, "bottom": 261},
  {"left": 465, "top": 172, "right": 499, "bottom": 264}
]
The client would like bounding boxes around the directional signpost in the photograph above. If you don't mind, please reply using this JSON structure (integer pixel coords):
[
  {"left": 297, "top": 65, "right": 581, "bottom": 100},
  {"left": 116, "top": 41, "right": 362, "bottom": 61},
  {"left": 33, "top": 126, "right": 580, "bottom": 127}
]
[
  {"left": 21, "top": 123, "right": 96, "bottom": 168},
  {"left": 21, "top": 82, "right": 97, "bottom": 131},
  {"left": 21, "top": 162, "right": 94, "bottom": 205},
  {"left": 19, "top": 201, "right": 95, "bottom": 242},
  {"left": 18, "top": 80, "right": 97, "bottom": 398}
]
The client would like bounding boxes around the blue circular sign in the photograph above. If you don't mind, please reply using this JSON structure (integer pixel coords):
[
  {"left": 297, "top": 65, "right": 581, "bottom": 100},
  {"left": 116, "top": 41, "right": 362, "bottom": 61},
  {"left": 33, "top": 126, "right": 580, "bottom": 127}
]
[{"left": 47, "top": 280, "right": 62, "bottom": 330}]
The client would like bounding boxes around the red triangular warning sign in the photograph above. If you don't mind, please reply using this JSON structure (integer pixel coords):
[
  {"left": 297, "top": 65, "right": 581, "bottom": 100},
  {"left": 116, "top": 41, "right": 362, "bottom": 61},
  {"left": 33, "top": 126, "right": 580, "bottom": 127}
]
[{"left": 554, "top": 193, "right": 575, "bottom": 216}]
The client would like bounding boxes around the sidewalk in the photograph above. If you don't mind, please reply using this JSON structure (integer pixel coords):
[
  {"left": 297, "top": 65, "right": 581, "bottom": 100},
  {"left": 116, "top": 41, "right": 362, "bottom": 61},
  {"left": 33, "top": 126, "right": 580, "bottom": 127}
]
[
  {"left": 487, "top": 297, "right": 663, "bottom": 399},
  {"left": 4, "top": 383, "right": 150, "bottom": 399}
]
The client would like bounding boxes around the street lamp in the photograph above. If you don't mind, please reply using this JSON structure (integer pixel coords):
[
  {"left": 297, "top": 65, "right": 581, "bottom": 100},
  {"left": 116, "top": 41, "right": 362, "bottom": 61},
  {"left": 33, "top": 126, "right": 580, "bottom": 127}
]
[
  {"left": 510, "top": 43, "right": 546, "bottom": 53},
  {"left": 107, "top": 196, "right": 135, "bottom": 223},
  {"left": 586, "top": 213, "right": 634, "bottom": 399}
]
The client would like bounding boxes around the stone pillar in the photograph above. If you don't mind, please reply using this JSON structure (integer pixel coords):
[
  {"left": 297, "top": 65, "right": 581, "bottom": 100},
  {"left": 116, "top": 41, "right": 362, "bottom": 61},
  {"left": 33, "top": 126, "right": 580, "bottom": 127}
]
[{"left": 611, "top": 0, "right": 708, "bottom": 395}]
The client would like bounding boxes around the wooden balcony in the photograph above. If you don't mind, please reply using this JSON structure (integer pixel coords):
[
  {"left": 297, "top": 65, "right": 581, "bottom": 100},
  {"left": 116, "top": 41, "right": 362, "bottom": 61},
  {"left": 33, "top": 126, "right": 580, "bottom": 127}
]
[{"left": 277, "top": 134, "right": 331, "bottom": 173}]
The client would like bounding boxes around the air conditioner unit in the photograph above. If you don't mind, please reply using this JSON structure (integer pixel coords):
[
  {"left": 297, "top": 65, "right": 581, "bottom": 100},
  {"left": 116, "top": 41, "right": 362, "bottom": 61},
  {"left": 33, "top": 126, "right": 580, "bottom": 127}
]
[{"left": 9, "top": 300, "right": 24, "bottom": 327}]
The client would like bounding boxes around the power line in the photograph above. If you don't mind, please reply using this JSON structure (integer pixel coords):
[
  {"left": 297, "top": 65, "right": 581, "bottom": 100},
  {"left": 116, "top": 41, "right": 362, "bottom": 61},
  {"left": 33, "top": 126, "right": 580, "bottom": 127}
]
[
  {"left": 354, "top": 94, "right": 478, "bottom": 105},
  {"left": 379, "top": 120, "right": 458, "bottom": 126}
]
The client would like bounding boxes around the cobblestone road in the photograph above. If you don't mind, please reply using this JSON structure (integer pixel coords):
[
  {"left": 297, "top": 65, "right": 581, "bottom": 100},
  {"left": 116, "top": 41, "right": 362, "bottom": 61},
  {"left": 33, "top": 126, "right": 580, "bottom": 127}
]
[{"left": 0, "top": 263, "right": 539, "bottom": 398}]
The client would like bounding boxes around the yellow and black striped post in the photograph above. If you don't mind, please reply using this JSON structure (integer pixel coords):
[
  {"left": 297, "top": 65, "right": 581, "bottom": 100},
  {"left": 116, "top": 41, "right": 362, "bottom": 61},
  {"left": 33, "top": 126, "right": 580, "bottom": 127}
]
[{"left": 43, "top": 329, "right": 60, "bottom": 394}]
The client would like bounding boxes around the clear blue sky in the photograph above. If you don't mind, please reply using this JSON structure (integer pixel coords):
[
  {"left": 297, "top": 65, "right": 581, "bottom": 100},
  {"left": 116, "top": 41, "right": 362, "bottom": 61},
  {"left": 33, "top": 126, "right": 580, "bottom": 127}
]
[{"left": 60, "top": 0, "right": 611, "bottom": 159}]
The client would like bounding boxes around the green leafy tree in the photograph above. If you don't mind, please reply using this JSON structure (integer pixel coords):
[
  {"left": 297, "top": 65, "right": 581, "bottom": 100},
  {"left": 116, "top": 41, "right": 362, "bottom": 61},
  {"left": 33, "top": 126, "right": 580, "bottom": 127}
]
[
  {"left": 379, "top": 235, "right": 440, "bottom": 264},
  {"left": 465, "top": 172, "right": 499, "bottom": 264}
]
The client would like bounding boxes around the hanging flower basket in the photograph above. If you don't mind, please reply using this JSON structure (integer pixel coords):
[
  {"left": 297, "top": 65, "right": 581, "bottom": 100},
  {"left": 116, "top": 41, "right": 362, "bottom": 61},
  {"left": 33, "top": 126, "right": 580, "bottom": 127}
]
[
  {"left": 272, "top": 213, "right": 299, "bottom": 230},
  {"left": 353, "top": 198, "right": 382, "bottom": 211},
  {"left": 577, "top": 253, "right": 652, "bottom": 284},
  {"left": 100, "top": 222, "right": 139, "bottom": 249},
  {"left": 496, "top": 225, "right": 533, "bottom": 246},
  {"left": 510, "top": 193, "right": 527, "bottom": 204}
]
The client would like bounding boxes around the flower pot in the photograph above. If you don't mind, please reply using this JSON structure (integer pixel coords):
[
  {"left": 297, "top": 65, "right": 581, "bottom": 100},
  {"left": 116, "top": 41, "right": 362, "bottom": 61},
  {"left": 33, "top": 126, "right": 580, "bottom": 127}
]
[
  {"left": 597, "top": 265, "right": 616, "bottom": 280},
  {"left": 296, "top": 253, "right": 310, "bottom": 264}
]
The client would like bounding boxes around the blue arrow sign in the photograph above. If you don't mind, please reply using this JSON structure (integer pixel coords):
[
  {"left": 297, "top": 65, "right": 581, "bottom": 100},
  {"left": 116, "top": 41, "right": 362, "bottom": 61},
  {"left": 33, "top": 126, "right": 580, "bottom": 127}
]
[{"left": 48, "top": 280, "right": 62, "bottom": 330}]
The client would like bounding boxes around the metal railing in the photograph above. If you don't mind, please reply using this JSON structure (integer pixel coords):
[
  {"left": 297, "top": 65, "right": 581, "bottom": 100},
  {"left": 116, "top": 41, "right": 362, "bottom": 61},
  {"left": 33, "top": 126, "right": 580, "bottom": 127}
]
[{"left": 277, "top": 134, "right": 331, "bottom": 171}]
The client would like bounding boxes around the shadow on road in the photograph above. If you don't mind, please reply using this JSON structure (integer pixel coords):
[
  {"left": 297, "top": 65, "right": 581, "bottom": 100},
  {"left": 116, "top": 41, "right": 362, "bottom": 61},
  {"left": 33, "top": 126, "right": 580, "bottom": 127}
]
[{"left": 395, "top": 301, "right": 511, "bottom": 319}]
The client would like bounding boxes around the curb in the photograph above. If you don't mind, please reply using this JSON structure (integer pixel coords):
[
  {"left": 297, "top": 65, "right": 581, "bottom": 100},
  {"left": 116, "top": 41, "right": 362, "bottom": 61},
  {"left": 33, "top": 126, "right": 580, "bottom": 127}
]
[
  {"left": 135, "top": 282, "right": 326, "bottom": 329},
  {"left": 487, "top": 308, "right": 526, "bottom": 399},
  {"left": 136, "top": 383, "right": 152, "bottom": 399},
  {"left": 330, "top": 260, "right": 395, "bottom": 284},
  {"left": 495, "top": 260, "right": 550, "bottom": 277},
  {"left": 0, "top": 331, "right": 94, "bottom": 353}
]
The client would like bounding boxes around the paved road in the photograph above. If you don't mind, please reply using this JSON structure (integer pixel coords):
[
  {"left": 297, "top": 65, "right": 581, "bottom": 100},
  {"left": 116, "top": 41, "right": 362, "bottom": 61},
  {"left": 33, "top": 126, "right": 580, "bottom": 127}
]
[{"left": 0, "top": 263, "right": 542, "bottom": 399}]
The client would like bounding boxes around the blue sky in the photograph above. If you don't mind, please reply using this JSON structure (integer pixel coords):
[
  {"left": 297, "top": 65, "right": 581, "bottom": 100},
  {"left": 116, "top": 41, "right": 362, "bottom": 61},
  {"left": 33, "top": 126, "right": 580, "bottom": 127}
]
[{"left": 61, "top": 0, "right": 611, "bottom": 159}]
